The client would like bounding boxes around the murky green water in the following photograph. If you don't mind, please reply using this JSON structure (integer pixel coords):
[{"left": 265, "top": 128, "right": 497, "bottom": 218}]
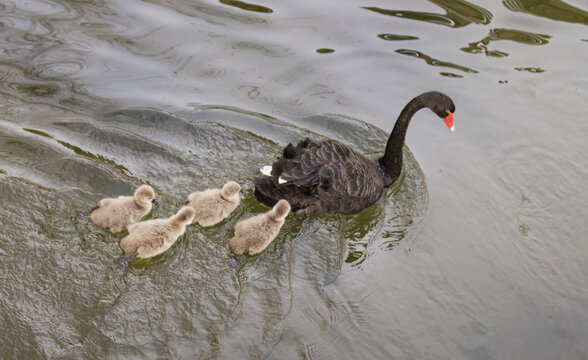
[{"left": 1, "top": 0, "right": 587, "bottom": 358}]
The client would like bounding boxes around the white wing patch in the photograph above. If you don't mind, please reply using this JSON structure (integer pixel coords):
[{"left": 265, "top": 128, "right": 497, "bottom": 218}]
[
  {"left": 260, "top": 166, "right": 272, "bottom": 176},
  {"left": 261, "top": 165, "right": 287, "bottom": 184}
]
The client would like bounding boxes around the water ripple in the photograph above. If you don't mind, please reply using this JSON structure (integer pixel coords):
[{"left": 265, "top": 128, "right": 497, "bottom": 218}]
[
  {"left": 363, "top": 0, "right": 492, "bottom": 28},
  {"left": 16, "top": 83, "right": 61, "bottom": 97},
  {"left": 488, "top": 142, "right": 587, "bottom": 310},
  {"left": 231, "top": 41, "right": 293, "bottom": 57},
  {"left": 30, "top": 59, "right": 85, "bottom": 79},
  {"left": 461, "top": 28, "right": 551, "bottom": 57},
  {"left": 503, "top": 0, "right": 588, "bottom": 25},
  {"left": 219, "top": 0, "right": 274, "bottom": 14},
  {"left": 377, "top": 33, "right": 419, "bottom": 41},
  {"left": 199, "top": 67, "right": 226, "bottom": 78},
  {"left": 514, "top": 66, "right": 546, "bottom": 73},
  {"left": 396, "top": 49, "right": 478, "bottom": 74},
  {"left": 316, "top": 48, "right": 335, "bottom": 54},
  {"left": 490, "top": 28, "right": 551, "bottom": 45},
  {"left": 157, "top": 0, "right": 269, "bottom": 24}
]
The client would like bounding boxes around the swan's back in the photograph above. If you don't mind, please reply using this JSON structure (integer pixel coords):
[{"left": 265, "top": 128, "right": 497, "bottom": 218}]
[{"left": 254, "top": 138, "right": 388, "bottom": 215}]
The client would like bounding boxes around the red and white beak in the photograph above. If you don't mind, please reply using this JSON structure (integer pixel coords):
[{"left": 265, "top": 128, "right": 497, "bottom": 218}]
[{"left": 444, "top": 111, "right": 454, "bottom": 132}]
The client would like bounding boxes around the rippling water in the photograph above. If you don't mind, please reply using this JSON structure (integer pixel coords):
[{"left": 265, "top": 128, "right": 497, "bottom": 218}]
[{"left": 1, "top": 0, "right": 587, "bottom": 359}]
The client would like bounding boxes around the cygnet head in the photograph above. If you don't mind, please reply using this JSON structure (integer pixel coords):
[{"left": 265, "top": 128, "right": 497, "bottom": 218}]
[
  {"left": 221, "top": 181, "right": 241, "bottom": 201},
  {"left": 269, "top": 200, "right": 290, "bottom": 221},
  {"left": 134, "top": 185, "right": 155, "bottom": 204},
  {"left": 176, "top": 206, "right": 196, "bottom": 224}
]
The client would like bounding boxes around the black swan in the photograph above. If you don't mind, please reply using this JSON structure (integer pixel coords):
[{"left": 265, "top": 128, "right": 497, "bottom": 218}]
[{"left": 253, "top": 91, "right": 455, "bottom": 217}]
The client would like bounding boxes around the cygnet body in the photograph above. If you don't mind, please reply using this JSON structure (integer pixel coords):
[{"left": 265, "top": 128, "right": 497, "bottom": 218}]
[
  {"left": 186, "top": 181, "right": 241, "bottom": 226},
  {"left": 90, "top": 185, "right": 155, "bottom": 233},
  {"left": 230, "top": 199, "right": 290, "bottom": 255},
  {"left": 119, "top": 206, "right": 195, "bottom": 260}
]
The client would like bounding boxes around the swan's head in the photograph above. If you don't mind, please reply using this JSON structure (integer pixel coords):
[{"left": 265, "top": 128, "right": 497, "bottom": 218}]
[
  {"left": 176, "top": 206, "right": 196, "bottom": 224},
  {"left": 269, "top": 199, "right": 291, "bottom": 221},
  {"left": 134, "top": 185, "right": 155, "bottom": 204},
  {"left": 221, "top": 181, "right": 241, "bottom": 201},
  {"left": 424, "top": 91, "right": 456, "bottom": 133}
]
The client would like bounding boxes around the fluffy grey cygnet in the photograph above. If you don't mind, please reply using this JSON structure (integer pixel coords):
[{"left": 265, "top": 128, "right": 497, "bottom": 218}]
[
  {"left": 117, "top": 206, "right": 195, "bottom": 267},
  {"left": 229, "top": 199, "right": 290, "bottom": 256},
  {"left": 186, "top": 181, "right": 241, "bottom": 226},
  {"left": 90, "top": 185, "right": 155, "bottom": 233}
]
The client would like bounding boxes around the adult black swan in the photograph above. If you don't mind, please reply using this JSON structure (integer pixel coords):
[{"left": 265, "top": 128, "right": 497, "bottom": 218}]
[{"left": 254, "top": 91, "right": 455, "bottom": 217}]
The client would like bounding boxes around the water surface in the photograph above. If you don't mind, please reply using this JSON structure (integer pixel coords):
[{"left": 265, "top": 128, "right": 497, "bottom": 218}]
[{"left": 1, "top": 0, "right": 587, "bottom": 359}]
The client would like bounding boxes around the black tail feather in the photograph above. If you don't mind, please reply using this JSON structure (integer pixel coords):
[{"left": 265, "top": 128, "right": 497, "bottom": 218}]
[
  {"left": 283, "top": 143, "right": 296, "bottom": 158},
  {"left": 253, "top": 176, "right": 281, "bottom": 207}
]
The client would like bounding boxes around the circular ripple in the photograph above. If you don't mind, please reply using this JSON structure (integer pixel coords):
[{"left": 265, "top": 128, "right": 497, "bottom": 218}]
[{"left": 31, "top": 59, "right": 85, "bottom": 79}]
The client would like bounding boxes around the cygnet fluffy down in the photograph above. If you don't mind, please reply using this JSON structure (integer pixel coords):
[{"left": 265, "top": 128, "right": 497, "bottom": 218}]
[
  {"left": 118, "top": 206, "right": 196, "bottom": 262},
  {"left": 229, "top": 199, "right": 290, "bottom": 256},
  {"left": 186, "top": 181, "right": 241, "bottom": 226},
  {"left": 90, "top": 185, "right": 155, "bottom": 233}
]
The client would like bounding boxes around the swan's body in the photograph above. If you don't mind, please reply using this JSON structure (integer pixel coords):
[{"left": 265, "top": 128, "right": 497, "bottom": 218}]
[
  {"left": 254, "top": 91, "right": 455, "bottom": 216},
  {"left": 229, "top": 199, "right": 291, "bottom": 256},
  {"left": 186, "top": 181, "right": 241, "bottom": 226},
  {"left": 119, "top": 206, "right": 195, "bottom": 260},
  {"left": 90, "top": 185, "right": 155, "bottom": 233}
]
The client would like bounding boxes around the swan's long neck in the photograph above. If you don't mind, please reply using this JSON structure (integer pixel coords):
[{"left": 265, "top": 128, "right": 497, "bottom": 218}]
[{"left": 379, "top": 96, "right": 427, "bottom": 184}]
